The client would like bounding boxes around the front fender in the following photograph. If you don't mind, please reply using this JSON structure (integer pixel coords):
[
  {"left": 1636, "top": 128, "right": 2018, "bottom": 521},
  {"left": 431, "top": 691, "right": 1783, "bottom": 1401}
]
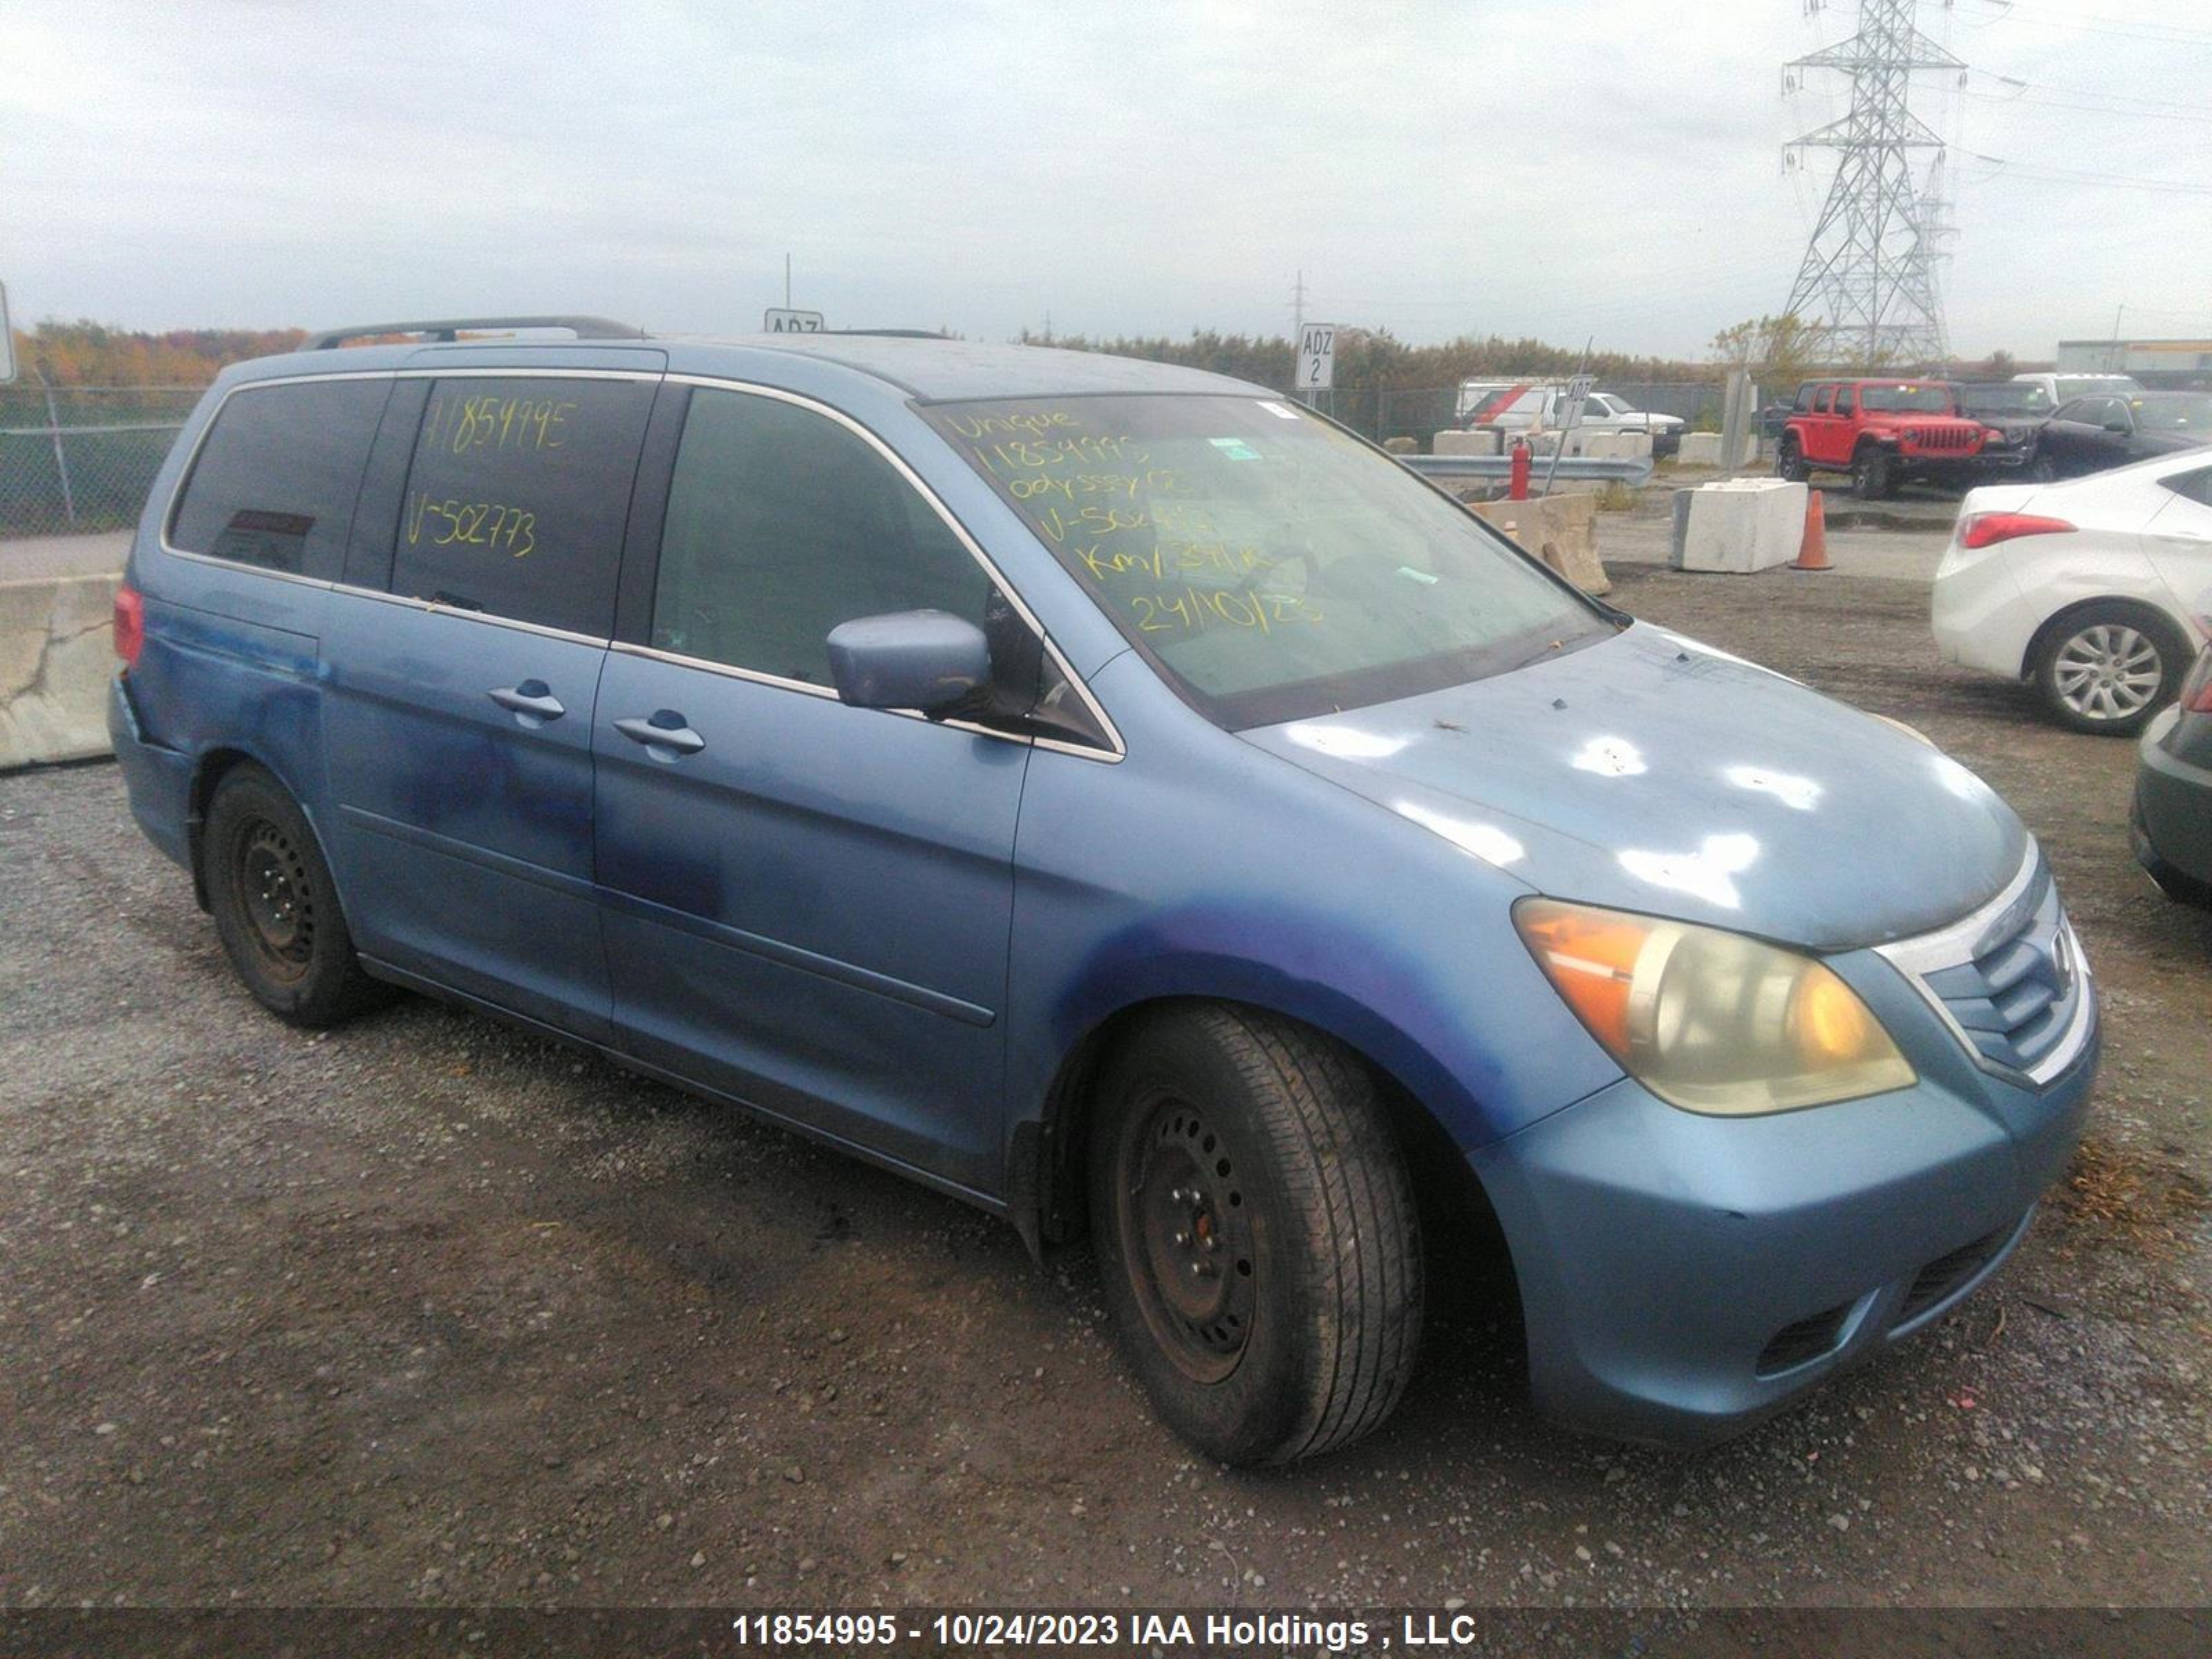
[{"left": 1000, "top": 668, "right": 1629, "bottom": 1194}]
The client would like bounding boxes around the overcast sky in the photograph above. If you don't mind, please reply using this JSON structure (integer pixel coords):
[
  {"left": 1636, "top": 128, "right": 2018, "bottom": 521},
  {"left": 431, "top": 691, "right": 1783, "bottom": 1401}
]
[{"left": 4, "top": 0, "right": 2207, "bottom": 361}]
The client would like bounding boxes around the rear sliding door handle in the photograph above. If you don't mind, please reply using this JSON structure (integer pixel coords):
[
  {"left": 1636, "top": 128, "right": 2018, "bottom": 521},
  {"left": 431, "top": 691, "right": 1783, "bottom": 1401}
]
[
  {"left": 614, "top": 712, "right": 706, "bottom": 758},
  {"left": 489, "top": 681, "right": 565, "bottom": 725}
]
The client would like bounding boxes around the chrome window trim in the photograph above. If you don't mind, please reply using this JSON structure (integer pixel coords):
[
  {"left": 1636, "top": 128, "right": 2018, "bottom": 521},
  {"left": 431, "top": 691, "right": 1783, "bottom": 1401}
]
[
  {"left": 662, "top": 372, "right": 1126, "bottom": 763},
  {"left": 335, "top": 582, "right": 612, "bottom": 649},
  {"left": 153, "top": 364, "right": 1127, "bottom": 762},
  {"left": 1873, "top": 843, "right": 2095, "bottom": 1088}
]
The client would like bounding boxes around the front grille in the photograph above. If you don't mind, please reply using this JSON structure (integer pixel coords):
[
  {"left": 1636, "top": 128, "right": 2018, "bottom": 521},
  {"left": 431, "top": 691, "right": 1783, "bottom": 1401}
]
[
  {"left": 1903, "top": 424, "right": 1977, "bottom": 452},
  {"left": 1756, "top": 1301, "right": 1854, "bottom": 1376},
  {"left": 1920, "top": 872, "right": 2081, "bottom": 1074},
  {"left": 1895, "top": 1224, "right": 2011, "bottom": 1326}
]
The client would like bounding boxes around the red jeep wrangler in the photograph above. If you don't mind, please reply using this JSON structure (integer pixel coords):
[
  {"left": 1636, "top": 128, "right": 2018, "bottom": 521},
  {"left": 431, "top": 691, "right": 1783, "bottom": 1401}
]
[{"left": 1775, "top": 379, "right": 1991, "bottom": 498}]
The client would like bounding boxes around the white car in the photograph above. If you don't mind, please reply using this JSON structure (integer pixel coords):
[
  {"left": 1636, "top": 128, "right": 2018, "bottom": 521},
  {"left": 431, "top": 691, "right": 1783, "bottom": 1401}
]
[
  {"left": 1933, "top": 448, "right": 2212, "bottom": 735},
  {"left": 1455, "top": 382, "right": 1686, "bottom": 454}
]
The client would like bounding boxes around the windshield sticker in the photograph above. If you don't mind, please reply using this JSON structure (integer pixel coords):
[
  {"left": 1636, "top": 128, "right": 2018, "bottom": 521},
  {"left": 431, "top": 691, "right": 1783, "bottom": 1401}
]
[
  {"left": 1256, "top": 400, "right": 1300, "bottom": 420},
  {"left": 1208, "top": 438, "right": 1261, "bottom": 461}
]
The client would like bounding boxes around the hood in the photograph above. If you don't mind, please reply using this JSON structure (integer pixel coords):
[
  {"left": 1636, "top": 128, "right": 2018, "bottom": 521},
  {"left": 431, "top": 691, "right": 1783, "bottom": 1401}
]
[{"left": 1244, "top": 624, "right": 2027, "bottom": 951}]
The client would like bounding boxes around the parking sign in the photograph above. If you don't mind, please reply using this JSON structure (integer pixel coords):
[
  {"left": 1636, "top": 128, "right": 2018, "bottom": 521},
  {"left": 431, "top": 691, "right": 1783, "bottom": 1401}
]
[
  {"left": 1560, "top": 372, "right": 1595, "bottom": 429},
  {"left": 764, "top": 308, "right": 825, "bottom": 333},
  {"left": 1295, "top": 324, "right": 1337, "bottom": 391}
]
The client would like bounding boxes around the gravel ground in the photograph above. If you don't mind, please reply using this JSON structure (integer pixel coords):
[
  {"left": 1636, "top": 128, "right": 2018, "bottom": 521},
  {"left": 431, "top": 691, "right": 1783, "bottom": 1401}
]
[{"left": 0, "top": 560, "right": 2206, "bottom": 1616}]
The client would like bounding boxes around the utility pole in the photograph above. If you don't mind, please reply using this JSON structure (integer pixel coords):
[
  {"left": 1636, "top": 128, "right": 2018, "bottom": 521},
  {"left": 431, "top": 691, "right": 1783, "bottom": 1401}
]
[
  {"left": 1781, "top": 0, "right": 1958, "bottom": 368},
  {"left": 1291, "top": 270, "right": 1305, "bottom": 339},
  {"left": 785, "top": 253, "right": 792, "bottom": 308}
]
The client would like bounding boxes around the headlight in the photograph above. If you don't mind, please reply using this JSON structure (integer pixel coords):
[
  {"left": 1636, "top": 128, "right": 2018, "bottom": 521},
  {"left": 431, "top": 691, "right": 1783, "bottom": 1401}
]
[{"left": 1514, "top": 898, "right": 1916, "bottom": 1115}]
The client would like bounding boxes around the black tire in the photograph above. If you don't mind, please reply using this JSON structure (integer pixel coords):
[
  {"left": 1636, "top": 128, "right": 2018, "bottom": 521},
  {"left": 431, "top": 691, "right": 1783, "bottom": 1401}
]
[
  {"left": 2027, "top": 453, "right": 2057, "bottom": 485},
  {"left": 1850, "top": 444, "right": 1892, "bottom": 500},
  {"left": 1087, "top": 1005, "right": 1422, "bottom": 1465},
  {"left": 203, "top": 763, "right": 391, "bottom": 1026},
  {"left": 2031, "top": 601, "right": 2191, "bottom": 738},
  {"left": 1774, "top": 437, "right": 1807, "bottom": 482}
]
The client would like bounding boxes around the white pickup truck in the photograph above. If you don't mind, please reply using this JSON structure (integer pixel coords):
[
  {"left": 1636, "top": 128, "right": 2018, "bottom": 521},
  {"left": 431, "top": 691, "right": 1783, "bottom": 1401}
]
[{"left": 1455, "top": 382, "right": 1685, "bottom": 456}]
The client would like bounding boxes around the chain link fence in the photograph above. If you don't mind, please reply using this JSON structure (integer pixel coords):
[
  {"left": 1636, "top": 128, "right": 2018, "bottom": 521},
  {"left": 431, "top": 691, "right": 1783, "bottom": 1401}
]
[
  {"left": 0, "top": 376, "right": 1743, "bottom": 538},
  {"left": 1, "top": 387, "right": 199, "bottom": 538}
]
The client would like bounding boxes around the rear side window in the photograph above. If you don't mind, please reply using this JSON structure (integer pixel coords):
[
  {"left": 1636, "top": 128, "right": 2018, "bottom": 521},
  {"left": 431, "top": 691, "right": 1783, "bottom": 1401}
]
[
  {"left": 650, "top": 388, "right": 989, "bottom": 685},
  {"left": 169, "top": 379, "right": 390, "bottom": 579},
  {"left": 390, "top": 375, "right": 654, "bottom": 637}
]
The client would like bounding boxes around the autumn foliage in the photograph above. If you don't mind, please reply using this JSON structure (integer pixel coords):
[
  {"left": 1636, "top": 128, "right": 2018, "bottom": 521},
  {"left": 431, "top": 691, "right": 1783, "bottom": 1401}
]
[{"left": 7, "top": 320, "right": 308, "bottom": 386}]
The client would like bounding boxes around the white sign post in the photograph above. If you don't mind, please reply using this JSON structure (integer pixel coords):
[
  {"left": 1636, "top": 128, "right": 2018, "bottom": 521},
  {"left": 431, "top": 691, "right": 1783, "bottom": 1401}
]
[
  {"left": 763, "top": 308, "right": 825, "bottom": 333},
  {"left": 1294, "top": 324, "right": 1337, "bottom": 396},
  {"left": 0, "top": 282, "right": 15, "bottom": 384}
]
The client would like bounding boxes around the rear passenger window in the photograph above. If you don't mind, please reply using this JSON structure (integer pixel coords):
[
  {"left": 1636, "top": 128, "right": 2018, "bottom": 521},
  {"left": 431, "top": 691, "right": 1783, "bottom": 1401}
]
[
  {"left": 391, "top": 376, "right": 654, "bottom": 637},
  {"left": 650, "top": 388, "right": 989, "bottom": 685},
  {"left": 169, "top": 379, "right": 390, "bottom": 579}
]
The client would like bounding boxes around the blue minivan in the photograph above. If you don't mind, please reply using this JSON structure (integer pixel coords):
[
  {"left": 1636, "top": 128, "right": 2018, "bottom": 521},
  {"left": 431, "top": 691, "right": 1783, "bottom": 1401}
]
[{"left": 111, "top": 319, "right": 2097, "bottom": 1464}]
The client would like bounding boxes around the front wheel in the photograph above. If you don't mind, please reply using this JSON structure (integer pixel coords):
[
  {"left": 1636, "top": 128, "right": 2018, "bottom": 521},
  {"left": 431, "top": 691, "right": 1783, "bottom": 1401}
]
[
  {"left": 1774, "top": 438, "right": 1807, "bottom": 482},
  {"left": 2033, "top": 602, "right": 2190, "bottom": 736},
  {"left": 1088, "top": 1006, "right": 1423, "bottom": 1465},
  {"left": 1850, "top": 445, "right": 1893, "bottom": 499}
]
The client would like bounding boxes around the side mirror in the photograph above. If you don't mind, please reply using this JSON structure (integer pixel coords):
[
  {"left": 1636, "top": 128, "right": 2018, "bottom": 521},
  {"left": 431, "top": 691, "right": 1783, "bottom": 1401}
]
[
  {"left": 2103, "top": 418, "right": 2131, "bottom": 435},
  {"left": 825, "top": 610, "right": 991, "bottom": 717}
]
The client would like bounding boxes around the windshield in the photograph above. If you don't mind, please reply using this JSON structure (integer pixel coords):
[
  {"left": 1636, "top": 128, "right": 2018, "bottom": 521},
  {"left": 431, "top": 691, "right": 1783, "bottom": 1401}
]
[
  {"left": 1958, "top": 383, "right": 2050, "bottom": 417},
  {"left": 2056, "top": 377, "right": 2141, "bottom": 402},
  {"left": 1857, "top": 384, "right": 1953, "bottom": 413},
  {"left": 2133, "top": 395, "right": 2212, "bottom": 433},
  {"left": 925, "top": 394, "right": 1608, "bottom": 727}
]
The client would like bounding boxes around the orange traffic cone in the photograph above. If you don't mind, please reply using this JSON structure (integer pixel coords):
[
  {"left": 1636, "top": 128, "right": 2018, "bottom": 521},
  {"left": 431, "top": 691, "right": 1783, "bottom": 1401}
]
[{"left": 1793, "top": 488, "right": 1831, "bottom": 571}]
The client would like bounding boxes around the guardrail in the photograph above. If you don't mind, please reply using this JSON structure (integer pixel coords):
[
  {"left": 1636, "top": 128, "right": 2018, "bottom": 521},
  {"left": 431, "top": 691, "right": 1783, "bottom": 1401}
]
[{"left": 1396, "top": 453, "right": 1656, "bottom": 487}]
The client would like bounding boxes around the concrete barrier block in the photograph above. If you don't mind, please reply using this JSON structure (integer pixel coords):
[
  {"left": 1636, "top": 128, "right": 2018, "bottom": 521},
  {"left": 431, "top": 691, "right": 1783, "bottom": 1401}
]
[
  {"left": 1676, "top": 431, "right": 1756, "bottom": 468},
  {"left": 1677, "top": 479, "right": 1807, "bottom": 574},
  {"left": 1, "top": 575, "right": 121, "bottom": 769},
  {"left": 1468, "top": 493, "right": 1611, "bottom": 596},
  {"left": 1433, "top": 428, "right": 1501, "bottom": 456}
]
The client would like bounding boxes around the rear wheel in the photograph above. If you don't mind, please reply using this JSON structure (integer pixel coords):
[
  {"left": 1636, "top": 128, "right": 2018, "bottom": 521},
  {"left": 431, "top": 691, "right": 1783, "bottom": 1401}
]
[
  {"left": 203, "top": 764, "right": 391, "bottom": 1025},
  {"left": 2032, "top": 602, "right": 2190, "bottom": 737},
  {"left": 1088, "top": 1006, "right": 1423, "bottom": 1465}
]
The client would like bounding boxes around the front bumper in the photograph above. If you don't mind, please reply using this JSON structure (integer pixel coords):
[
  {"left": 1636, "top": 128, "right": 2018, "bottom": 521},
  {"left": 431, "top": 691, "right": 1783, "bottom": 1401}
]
[
  {"left": 1470, "top": 910, "right": 2098, "bottom": 1449},
  {"left": 2133, "top": 706, "right": 2212, "bottom": 901}
]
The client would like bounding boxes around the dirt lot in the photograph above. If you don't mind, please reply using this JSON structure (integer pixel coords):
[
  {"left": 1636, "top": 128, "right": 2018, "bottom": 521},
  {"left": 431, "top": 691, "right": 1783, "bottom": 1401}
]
[{"left": 1, "top": 560, "right": 2207, "bottom": 1618}]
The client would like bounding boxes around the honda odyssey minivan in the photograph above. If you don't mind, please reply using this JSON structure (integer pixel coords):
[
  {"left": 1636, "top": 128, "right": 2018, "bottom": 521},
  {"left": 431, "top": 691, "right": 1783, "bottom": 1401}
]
[{"left": 111, "top": 319, "right": 2098, "bottom": 1464}]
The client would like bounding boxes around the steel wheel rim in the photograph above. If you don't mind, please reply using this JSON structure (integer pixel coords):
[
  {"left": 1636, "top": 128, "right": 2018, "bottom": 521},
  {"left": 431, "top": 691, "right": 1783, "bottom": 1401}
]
[
  {"left": 235, "top": 818, "right": 315, "bottom": 978},
  {"left": 1116, "top": 1093, "right": 1255, "bottom": 1384},
  {"left": 2054, "top": 624, "right": 2162, "bottom": 720}
]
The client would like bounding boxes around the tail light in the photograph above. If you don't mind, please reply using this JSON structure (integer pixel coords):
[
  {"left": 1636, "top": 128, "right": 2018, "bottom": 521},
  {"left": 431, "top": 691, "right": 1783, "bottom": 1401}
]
[
  {"left": 113, "top": 583, "right": 144, "bottom": 668},
  {"left": 1958, "top": 512, "right": 2074, "bottom": 550},
  {"left": 2183, "top": 646, "right": 2212, "bottom": 714}
]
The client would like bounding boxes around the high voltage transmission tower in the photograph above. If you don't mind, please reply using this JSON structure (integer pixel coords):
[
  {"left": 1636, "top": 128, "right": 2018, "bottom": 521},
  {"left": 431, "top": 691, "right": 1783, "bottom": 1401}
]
[{"left": 1782, "top": 0, "right": 1962, "bottom": 367}]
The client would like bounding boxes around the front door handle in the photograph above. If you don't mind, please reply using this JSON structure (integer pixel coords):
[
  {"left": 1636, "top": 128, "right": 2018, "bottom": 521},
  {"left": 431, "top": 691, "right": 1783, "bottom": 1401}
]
[
  {"left": 489, "top": 681, "right": 565, "bottom": 725},
  {"left": 615, "top": 711, "right": 706, "bottom": 759}
]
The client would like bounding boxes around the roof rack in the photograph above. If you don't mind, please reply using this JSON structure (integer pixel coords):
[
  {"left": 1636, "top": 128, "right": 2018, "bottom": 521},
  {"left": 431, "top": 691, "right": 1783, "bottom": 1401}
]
[{"left": 303, "top": 315, "right": 646, "bottom": 350}]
